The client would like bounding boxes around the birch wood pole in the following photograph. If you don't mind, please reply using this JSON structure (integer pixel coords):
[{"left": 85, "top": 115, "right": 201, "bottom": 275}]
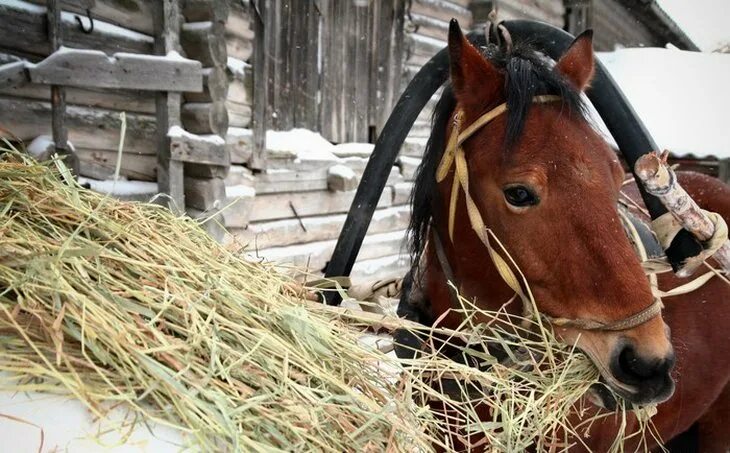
[{"left": 635, "top": 150, "right": 730, "bottom": 274}]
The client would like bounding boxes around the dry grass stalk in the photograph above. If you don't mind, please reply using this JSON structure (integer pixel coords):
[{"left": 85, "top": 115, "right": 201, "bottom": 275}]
[{"left": 0, "top": 144, "right": 652, "bottom": 451}]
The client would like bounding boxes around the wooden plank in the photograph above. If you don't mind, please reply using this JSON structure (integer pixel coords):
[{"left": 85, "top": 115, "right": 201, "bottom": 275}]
[
  {"left": 182, "top": 0, "right": 230, "bottom": 22},
  {"left": 181, "top": 101, "right": 229, "bottom": 135},
  {"left": 393, "top": 182, "right": 414, "bottom": 205},
  {"left": 76, "top": 148, "right": 157, "bottom": 181},
  {"left": 243, "top": 230, "right": 407, "bottom": 273},
  {"left": 226, "top": 127, "right": 253, "bottom": 164},
  {"left": 248, "top": 187, "right": 393, "bottom": 222},
  {"left": 187, "top": 207, "right": 227, "bottom": 242},
  {"left": 226, "top": 35, "right": 253, "bottom": 61},
  {"left": 47, "top": 0, "right": 77, "bottom": 174},
  {"left": 0, "top": 1, "right": 153, "bottom": 57},
  {"left": 228, "top": 205, "right": 410, "bottom": 249},
  {"left": 26, "top": 0, "right": 156, "bottom": 35},
  {"left": 225, "top": 100, "right": 252, "bottom": 127},
  {"left": 184, "top": 66, "right": 228, "bottom": 103},
  {"left": 350, "top": 254, "right": 411, "bottom": 281},
  {"left": 0, "top": 96, "right": 156, "bottom": 153},
  {"left": 28, "top": 48, "right": 202, "bottom": 92},
  {"left": 155, "top": 0, "right": 185, "bottom": 213},
  {"left": 1, "top": 83, "right": 156, "bottom": 113},
  {"left": 406, "top": 13, "right": 449, "bottom": 40},
  {"left": 249, "top": 0, "right": 268, "bottom": 170},
  {"left": 289, "top": 0, "right": 318, "bottom": 130},
  {"left": 180, "top": 21, "right": 227, "bottom": 67},
  {"left": 223, "top": 164, "right": 254, "bottom": 186},
  {"left": 352, "top": 1, "right": 369, "bottom": 142},
  {"left": 225, "top": 0, "right": 254, "bottom": 40},
  {"left": 168, "top": 125, "right": 228, "bottom": 166},
  {"left": 184, "top": 176, "right": 226, "bottom": 210},
  {"left": 398, "top": 156, "right": 421, "bottom": 181},
  {"left": 0, "top": 61, "right": 29, "bottom": 89},
  {"left": 409, "top": 0, "right": 471, "bottom": 24}
]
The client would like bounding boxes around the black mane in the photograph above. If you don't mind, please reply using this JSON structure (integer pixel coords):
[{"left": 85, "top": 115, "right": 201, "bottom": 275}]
[{"left": 407, "top": 41, "right": 588, "bottom": 262}]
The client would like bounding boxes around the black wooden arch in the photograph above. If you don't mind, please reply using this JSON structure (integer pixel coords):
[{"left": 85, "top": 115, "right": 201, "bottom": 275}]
[{"left": 323, "top": 20, "right": 702, "bottom": 304}]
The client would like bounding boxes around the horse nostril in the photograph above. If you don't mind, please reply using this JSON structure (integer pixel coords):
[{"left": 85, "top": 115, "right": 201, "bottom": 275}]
[{"left": 615, "top": 345, "right": 674, "bottom": 384}]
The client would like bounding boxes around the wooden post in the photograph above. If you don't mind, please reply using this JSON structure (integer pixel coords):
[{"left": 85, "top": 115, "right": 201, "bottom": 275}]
[
  {"left": 47, "top": 0, "right": 79, "bottom": 175},
  {"left": 154, "top": 0, "right": 185, "bottom": 213},
  {"left": 249, "top": 0, "right": 268, "bottom": 170}
]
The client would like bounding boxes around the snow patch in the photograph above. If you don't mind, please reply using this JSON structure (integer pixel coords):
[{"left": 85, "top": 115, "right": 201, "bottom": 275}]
[
  {"left": 333, "top": 142, "right": 374, "bottom": 157},
  {"left": 1, "top": 388, "right": 184, "bottom": 452},
  {"left": 598, "top": 48, "right": 730, "bottom": 159},
  {"left": 79, "top": 177, "right": 158, "bottom": 196},
  {"left": 168, "top": 125, "right": 225, "bottom": 145},
  {"left": 266, "top": 129, "right": 340, "bottom": 162},
  {"left": 27, "top": 135, "right": 54, "bottom": 158},
  {"left": 398, "top": 156, "right": 421, "bottom": 166},
  {"left": 327, "top": 164, "right": 356, "bottom": 179},
  {"left": 227, "top": 57, "right": 251, "bottom": 77},
  {"left": 183, "top": 21, "right": 213, "bottom": 31},
  {"left": 226, "top": 184, "right": 256, "bottom": 199},
  {"left": 166, "top": 50, "right": 187, "bottom": 61}
]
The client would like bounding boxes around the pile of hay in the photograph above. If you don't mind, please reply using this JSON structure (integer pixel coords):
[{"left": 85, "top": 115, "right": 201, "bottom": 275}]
[{"left": 0, "top": 145, "right": 651, "bottom": 451}]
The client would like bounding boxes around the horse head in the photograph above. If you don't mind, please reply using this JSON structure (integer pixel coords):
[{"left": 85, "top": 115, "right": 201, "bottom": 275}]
[{"left": 413, "top": 20, "right": 675, "bottom": 407}]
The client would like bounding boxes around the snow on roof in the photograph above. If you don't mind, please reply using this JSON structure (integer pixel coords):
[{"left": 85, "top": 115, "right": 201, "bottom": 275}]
[{"left": 598, "top": 48, "right": 730, "bottom": 159}]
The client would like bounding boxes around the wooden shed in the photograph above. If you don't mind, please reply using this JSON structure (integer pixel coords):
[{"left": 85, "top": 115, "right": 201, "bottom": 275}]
[{"left": 0, "top": 0, "right": 698, "bottom": 279}]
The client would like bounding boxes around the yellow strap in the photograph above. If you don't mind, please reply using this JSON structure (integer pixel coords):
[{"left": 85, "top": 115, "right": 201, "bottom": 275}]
[{"left": 437, "top": 96, "right": 560, "bottom": 309}]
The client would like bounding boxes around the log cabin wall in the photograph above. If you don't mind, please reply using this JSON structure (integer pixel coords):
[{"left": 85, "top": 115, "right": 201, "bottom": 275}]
[
  {"left": 225, "top": 0, "right": 415, "bottom": 280},
  {"left": 0, "top": 0, "right": 706, "bottom": 282},
  {"left": 0, "top": 0, "right": 158, "bottom": 183}
]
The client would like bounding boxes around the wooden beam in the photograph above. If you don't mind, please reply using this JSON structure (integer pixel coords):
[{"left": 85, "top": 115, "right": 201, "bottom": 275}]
[
  {"left": 0, "top": 1, "right": 153, "bottom": 57},
  {"left": 180, "top": 21, "right": 227, "bottom": 67},
  {"left": 228, "top": 205, "right": 410, "bottom": 250},
  {"left": 184, "top": 176, "right": 226, "bottom": 210},
  {"left": 168, "top": 125, "right": 229, "bottom": 166},
  {"left": 76, "top": 148, "right": 157, "bottom": 181},
  {"left": 182, "top": 0, "right": 230, "bottom": 22},
  {"left": 0, "top": 96, "right": 155, "bottom": 154},
  {"left": 0, "top": 61, "right": 29, "bottom": 89},
  {"left": 249, "top": 0, "right": 267, "bottom": 170},
  {"left": 27, "top": 48, "right": 203, "bottom": 92},
  {"left": 47, "top": 0, "right": 80, "bottom": 175},
  {"left": 155, "top": 0, "right": 185, "bottom": 213},
  {"left": 25, "top": 0, "right": 156, "bottom": 35},
  {"left": 184, "top": 66, "right": 228, "bottom": 103},
  {"left": 181, "top": 101, "right": 229, "bottom": 135},
  {"left": 1, "top": 83, "right": 157, "bottom": 114}
]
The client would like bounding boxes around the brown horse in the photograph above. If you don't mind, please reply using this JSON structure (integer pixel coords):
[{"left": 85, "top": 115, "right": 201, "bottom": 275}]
[{"left": 400, "top": 20, "right": 730, "bottom": 451}]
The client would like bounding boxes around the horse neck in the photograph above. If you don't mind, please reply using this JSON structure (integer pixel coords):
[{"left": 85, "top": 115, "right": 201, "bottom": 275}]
[{"left": 425, "top": 186, "right": 520, "bottom": 329}]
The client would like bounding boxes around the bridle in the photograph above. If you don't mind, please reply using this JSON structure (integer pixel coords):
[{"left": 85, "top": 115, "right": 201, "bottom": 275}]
[{"left": 431, "top": 96, "right": 664, "bottom": 332}]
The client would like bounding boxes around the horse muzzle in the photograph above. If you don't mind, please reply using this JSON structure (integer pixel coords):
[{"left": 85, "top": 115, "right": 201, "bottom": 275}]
[{"left": 605, "top": 340, "right": 675, "bottom": 406}]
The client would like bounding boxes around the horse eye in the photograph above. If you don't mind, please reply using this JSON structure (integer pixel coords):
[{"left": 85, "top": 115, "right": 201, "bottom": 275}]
[{"left": 503, "top": 185, "right": 539, "bottom": 207}]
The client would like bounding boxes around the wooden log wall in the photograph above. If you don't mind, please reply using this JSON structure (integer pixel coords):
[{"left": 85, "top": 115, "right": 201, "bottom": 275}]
[
  {"left": 0, "top": 1, "right": 153, "bottom": 180},
  {"left": 177, "top": 0, "right": 232, "bottom": 240},
  {"left": 251, "top": 0, "right": 406, "bottom": 148},
  {"left": 0, "top": 1, "right": 249, "bottom": 189}
]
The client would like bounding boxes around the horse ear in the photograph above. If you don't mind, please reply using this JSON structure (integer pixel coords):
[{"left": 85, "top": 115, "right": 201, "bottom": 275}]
[
  {"left": 448, "top": 19, "right": 502, "bottom": 113},
  {"left": 555, "top": 30, "right": 595, "bottom": 91}
]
